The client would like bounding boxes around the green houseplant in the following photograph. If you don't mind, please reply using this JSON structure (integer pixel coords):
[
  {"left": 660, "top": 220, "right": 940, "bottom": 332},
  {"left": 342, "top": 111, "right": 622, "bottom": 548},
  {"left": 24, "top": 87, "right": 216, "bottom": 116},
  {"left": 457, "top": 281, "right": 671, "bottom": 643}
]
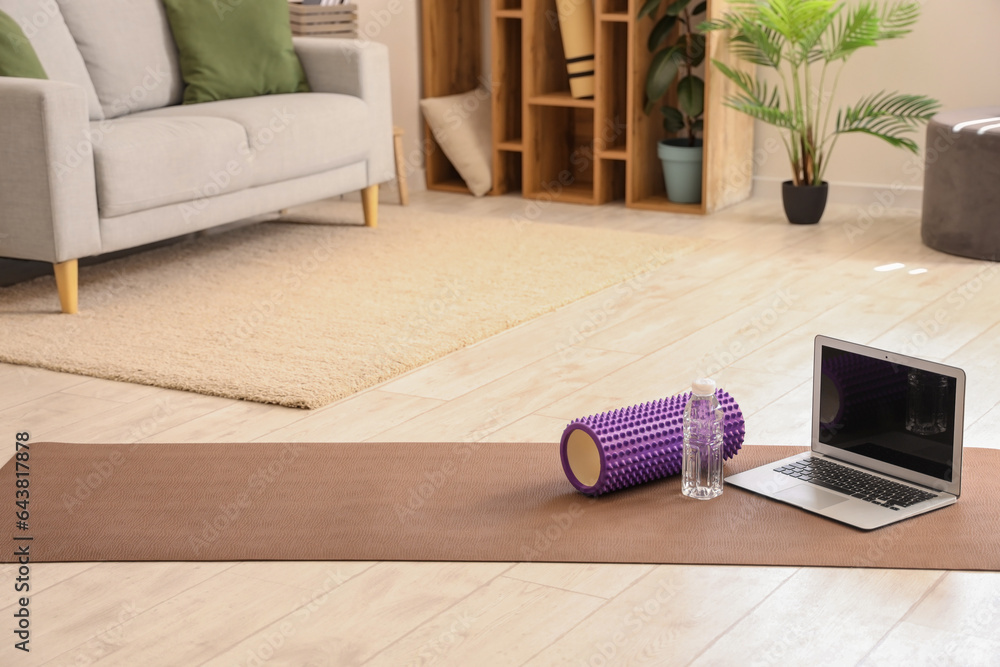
[
  {"left": 701, "top": 0, "right": 940, "bottom": 223},
  {"left": 641, "top": 0, "right": 708, "bottom": 204}
]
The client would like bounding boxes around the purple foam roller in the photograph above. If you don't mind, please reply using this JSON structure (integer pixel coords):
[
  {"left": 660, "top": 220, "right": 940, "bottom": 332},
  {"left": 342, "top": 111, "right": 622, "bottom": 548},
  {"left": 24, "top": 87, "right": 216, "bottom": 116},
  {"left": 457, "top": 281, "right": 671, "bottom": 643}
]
[{"left": 560, "top": 389, "right": 745, "bottom": 496}]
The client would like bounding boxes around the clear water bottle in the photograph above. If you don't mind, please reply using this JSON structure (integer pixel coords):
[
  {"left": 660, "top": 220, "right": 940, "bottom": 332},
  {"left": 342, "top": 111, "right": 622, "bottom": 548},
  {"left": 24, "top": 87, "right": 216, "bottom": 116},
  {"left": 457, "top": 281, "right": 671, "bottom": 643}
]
[{"left": 682, "top": 378, "right": 725, "bottom": 500}]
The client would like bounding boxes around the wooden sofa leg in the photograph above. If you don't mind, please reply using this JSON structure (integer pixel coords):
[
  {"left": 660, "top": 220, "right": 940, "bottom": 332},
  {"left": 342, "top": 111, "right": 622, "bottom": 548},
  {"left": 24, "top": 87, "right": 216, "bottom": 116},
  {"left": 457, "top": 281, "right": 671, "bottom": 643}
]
[
  {"left": 361, "top": 185, "right": 379, "bottom": 228},
  {"left": 53, "top": 259, "right": 79, "bottom": 314}
]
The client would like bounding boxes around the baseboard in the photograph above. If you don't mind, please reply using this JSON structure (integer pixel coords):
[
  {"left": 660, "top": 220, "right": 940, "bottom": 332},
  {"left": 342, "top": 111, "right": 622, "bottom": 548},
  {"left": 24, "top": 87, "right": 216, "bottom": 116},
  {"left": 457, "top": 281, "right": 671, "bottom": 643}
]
[{"left": 753, "top": 176, "right": 923, "bottom": 210}]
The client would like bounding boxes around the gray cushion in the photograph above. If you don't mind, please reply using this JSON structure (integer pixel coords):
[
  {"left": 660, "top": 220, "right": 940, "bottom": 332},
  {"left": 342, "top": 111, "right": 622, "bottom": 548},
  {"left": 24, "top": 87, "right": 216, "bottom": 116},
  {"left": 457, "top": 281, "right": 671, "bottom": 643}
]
[
  {"left": 57, "top": 0, "right": 183, "bottom": 118},
  {"left": 92, "top": 116, "right": 253, "bottom": 218},
  {"left": 135, "top": 93, "right": 373, "bottom": 187},
  {"left": 0, "top": 0, "right": 102, "bottom": 119}
]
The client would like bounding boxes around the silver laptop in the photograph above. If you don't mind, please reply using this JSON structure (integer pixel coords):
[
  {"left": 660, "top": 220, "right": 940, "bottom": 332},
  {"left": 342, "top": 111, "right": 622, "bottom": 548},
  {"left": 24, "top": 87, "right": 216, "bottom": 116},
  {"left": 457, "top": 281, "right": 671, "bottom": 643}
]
[{"left": 727, "top": 335, "right": 965, "bottom": 530}]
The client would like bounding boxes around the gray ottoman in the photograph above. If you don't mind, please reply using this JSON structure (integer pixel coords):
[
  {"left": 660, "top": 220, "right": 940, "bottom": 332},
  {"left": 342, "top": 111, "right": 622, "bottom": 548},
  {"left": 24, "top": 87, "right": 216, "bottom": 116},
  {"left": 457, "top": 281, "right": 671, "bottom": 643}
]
[{"left": 921, "top": 106, "right": 1000, "bottom": 260}]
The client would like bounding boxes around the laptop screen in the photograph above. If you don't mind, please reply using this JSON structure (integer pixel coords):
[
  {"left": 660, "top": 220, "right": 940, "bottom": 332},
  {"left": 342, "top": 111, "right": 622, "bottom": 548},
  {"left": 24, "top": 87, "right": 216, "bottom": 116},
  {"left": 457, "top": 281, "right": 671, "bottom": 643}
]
[{"left": 818, "top": 345, "right": 958, "bottom": 482}]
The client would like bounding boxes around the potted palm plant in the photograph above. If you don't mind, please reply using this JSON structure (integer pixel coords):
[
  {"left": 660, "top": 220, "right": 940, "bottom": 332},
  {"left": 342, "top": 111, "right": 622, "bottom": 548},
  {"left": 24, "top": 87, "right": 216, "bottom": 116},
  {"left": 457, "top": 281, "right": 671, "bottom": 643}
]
[
  {"left": 701, "top": 0, "right": 940, "bottom": 223},
  {"left": 641, "top": 0, "right": 708, "bottom": 204}
]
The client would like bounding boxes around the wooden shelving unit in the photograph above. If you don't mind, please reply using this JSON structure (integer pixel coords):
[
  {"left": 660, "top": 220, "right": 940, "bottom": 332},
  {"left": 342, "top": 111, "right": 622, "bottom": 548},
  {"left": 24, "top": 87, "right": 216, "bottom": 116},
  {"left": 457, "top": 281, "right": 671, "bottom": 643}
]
[{"left": 421, "top": 0, "right": 754, "bottom": 213}]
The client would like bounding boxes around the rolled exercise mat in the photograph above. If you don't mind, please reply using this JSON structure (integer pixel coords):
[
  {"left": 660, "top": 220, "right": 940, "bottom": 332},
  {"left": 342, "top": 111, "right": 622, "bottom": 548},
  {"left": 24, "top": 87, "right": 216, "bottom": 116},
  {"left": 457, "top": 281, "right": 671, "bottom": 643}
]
[
  {"left": 560, "top": 390, "right": 745, "bottom": 496},
  {"left": 554, "top": 0, "right": 596, "bottom": 99}
]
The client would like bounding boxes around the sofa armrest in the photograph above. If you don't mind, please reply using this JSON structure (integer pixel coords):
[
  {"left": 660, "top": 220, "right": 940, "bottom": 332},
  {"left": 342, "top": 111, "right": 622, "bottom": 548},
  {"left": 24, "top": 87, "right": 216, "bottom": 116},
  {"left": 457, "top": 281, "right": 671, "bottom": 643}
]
[
  {"left": 0, "top": 78, "right": 101, "bottom": 264},
  {"left": 293, "top": 37, "right": 395, "bottom": 186}
]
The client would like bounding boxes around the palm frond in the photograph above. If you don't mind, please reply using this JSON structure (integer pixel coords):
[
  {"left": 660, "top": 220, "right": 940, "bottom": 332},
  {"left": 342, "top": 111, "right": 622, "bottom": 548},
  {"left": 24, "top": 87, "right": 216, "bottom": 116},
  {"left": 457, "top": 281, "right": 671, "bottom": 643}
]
[
  {"left": 823, "top": 3, "right": 879, "bottom": 61},
  {"left": 834, "top": 91, "right": 941, "bottom": 152},
  {"left": 756, "top": 0, "right": 836, "bottom": 45},
  {"left": 728, "top": 18, "right": 785, "bottom": 67},
  {"left": 877, "top": 1, "right": 921, "bottom": 39},
  {"left": 713, "top": 60, "right": 788, "bottom": 129},
  {"left": 724, "top": 99, "right": 798, "bottom": 130}
]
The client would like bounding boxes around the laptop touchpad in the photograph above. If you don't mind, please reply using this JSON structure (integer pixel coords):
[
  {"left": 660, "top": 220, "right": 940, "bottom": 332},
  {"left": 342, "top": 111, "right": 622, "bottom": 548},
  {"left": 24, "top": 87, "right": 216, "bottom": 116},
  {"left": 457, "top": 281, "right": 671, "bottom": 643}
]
[{"left": 775, "top": 484, "right": 847, "bottom": 510}]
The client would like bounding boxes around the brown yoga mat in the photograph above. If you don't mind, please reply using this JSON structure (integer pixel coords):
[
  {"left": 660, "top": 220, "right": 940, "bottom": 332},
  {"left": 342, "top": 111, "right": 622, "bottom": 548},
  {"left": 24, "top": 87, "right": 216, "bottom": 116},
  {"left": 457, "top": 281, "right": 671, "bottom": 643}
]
[{"left": 4, "top": 442, "right": 999, "bottom": 569}]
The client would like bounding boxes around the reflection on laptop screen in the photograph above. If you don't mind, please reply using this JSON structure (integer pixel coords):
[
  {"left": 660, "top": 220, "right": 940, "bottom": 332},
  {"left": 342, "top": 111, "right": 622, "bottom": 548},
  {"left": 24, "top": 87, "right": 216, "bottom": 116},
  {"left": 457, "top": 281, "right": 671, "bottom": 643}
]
[{"left": 818, "top": 346, "right": 957, "bottom": 482}]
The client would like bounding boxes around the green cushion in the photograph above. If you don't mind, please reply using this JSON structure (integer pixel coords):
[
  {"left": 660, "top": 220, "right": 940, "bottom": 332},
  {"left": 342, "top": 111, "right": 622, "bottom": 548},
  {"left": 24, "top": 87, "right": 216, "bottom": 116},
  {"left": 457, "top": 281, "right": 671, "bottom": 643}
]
[
  {"left": 0, "top": 9, "right": 48, "bottom": 79},
  {"left": 161, "top": 0, "right": 309, "bottom": 105}
]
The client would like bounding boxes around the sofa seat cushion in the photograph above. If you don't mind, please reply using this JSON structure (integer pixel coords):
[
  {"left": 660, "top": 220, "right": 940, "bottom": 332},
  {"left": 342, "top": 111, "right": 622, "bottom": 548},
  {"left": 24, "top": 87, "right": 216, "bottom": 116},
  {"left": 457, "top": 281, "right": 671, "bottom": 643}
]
[
  {"left": 93, "top": 116, "right": 252, "bottom": 218},
  {"left": 57, "top": 0, "right": 184, "bottom": 118},
  {"left": 132, "top": 93, "right": 372, "bottom": 188}
]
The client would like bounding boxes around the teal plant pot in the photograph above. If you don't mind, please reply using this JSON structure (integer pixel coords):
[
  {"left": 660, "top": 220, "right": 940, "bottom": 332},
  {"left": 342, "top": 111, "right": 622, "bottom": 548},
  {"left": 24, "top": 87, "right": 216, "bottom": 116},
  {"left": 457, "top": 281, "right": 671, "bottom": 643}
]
[{"left": 657, "top": 138, "right": 703, "bottom": 204}]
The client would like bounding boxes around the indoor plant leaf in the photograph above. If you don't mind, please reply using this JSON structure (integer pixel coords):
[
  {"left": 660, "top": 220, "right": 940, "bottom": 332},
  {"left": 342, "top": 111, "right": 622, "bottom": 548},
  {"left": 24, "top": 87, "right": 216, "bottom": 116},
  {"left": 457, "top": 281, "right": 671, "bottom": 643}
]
[
  {"left": 677, "top": 75, "right": 705, "bottom": 119},
  {"left": 645, "top": 45, "right": 683, "bottom": 110},
  {"left": 665, "top": 0, "right": 692, "bottom": 17},
  {"left": 648, "top": 14, "right": 679, "bottom": 51},
  {"left": 688, "top": 33, "right": 707, "bottom": 67},
  {"left": 638, "top": 0, "right": 663, "bottom": 20},
  {"left": 833, "top": 90, "right": 940, "bottom": 151},
  {"left": 876, "top": 1, "right": 921, "bottom": 39},
  {"left": 661, "top": 106, "right": 686, "bottom": 134}
]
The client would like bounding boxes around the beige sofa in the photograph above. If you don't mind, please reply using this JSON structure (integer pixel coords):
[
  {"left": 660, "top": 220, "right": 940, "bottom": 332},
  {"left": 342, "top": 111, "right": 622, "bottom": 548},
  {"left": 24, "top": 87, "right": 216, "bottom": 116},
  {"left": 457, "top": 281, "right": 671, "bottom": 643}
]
[{"left": 0, "top": 0, "right": 394, "bottom": 313}]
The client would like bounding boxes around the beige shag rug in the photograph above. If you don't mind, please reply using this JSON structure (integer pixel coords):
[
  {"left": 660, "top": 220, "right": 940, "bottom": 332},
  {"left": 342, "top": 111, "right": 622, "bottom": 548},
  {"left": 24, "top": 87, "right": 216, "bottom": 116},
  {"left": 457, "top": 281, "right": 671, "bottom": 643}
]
[{"left": 0, "top": 201, "right": 704, "bottom": 408}]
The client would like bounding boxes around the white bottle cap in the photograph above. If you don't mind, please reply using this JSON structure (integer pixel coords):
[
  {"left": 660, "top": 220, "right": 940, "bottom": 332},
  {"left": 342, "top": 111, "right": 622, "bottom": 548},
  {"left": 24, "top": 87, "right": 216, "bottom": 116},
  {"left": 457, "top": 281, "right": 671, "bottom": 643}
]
[{"left": 691, "top": 378, "right": 716, "bottom": 396}]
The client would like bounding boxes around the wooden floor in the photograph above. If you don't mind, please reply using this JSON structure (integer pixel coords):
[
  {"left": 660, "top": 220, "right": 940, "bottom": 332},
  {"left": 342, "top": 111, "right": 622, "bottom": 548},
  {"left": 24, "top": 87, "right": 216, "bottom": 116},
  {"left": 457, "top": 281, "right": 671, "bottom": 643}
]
[{"left": 2, "top": 191, "right": 1000, "bottom": 666}]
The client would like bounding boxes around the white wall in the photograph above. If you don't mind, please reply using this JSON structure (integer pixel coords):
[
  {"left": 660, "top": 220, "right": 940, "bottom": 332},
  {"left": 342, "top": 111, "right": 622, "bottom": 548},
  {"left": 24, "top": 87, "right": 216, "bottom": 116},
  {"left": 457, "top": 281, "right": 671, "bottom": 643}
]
[
  {"left": 752, "top": 0, "right": 1000, "bottom": 204},
  {"left": 361, "top": 0, "right": 1000, "bottom": 203},
  {"left": 353, "top": 0, "right": 425, "bottom": 191}
]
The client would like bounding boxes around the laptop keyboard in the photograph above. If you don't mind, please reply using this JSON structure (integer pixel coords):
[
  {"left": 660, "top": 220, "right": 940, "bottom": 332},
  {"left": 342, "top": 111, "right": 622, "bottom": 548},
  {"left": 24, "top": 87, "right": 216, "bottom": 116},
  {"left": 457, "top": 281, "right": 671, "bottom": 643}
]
[{"left": 775, "top": 458, "right": 937, "bottom": 511}]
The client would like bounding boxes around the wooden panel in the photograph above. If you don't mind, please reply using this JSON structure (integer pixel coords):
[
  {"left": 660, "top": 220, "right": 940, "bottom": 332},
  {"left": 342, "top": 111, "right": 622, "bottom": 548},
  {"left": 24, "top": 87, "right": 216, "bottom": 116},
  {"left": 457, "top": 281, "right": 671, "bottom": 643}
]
[
  {"left": 702, "top": 0, "right": 756, "bottom": 212},
  {"left": 421, "top": 0, "right": 483, "bottom": 193}
]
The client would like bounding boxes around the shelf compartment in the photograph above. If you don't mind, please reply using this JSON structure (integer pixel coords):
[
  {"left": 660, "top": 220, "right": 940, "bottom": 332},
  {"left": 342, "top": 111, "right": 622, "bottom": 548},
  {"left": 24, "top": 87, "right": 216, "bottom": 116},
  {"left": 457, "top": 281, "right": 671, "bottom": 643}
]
[
  {"left": 526, "top": 0, "right": 586, "bottom": 98},
  {"left": 493, "top": 17, "right": 524, "bottom": 145},
  {"left": 595, "top": 157, "right": 627, "bottom": 202},
  {"left": 598, "top": 147, "right": 627, "bottom": 160},
  {"left": 422, "top": 0, "right": 483, "bottom": 194},
  {"left": 600, "top": 0, "right": 629, "bottom": 14},
  {"left": 496, "top": 9, "right": 524, "bottom": 18},
  {"left": 494, "top": 149, "right": 524, "bottom": 194},
  {"left": 428, "top": 177, "right": 477, "bottom": 195},
  {"left": 492, "top": 1, "right": 525, "bottom": 195},
  {"left": 524, "top": 181, "right": 597, "bottom": 204},
  {"left": 595, "top": 19, "right": 628, "bottom": 156},
  {"left": 524, "top": 105, "right": 597, "bottom": 204}
]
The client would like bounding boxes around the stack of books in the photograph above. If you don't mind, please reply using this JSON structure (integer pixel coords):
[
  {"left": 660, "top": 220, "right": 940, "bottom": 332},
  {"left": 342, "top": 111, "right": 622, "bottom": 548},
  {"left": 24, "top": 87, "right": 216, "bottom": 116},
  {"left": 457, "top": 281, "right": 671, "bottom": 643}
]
[{"left": 288, "top": 1, "right": 358, "bottom": 38}]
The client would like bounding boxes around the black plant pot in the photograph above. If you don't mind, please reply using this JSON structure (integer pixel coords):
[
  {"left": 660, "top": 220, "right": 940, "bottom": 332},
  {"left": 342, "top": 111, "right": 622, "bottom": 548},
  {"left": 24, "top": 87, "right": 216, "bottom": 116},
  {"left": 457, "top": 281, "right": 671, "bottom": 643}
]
[{"left": 782, "top": 180, "right": 829, "bottom": 224}]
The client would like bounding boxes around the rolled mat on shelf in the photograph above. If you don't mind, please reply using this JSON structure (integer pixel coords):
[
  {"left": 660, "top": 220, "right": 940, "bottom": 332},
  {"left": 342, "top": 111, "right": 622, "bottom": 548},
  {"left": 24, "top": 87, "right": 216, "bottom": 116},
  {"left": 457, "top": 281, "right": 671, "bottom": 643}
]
[
  {"left": 554, "top": 0, "right": 596, "bottom": 99},
  {"left": 560, "top": 390, "right": 745, "bottom": 496}
]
